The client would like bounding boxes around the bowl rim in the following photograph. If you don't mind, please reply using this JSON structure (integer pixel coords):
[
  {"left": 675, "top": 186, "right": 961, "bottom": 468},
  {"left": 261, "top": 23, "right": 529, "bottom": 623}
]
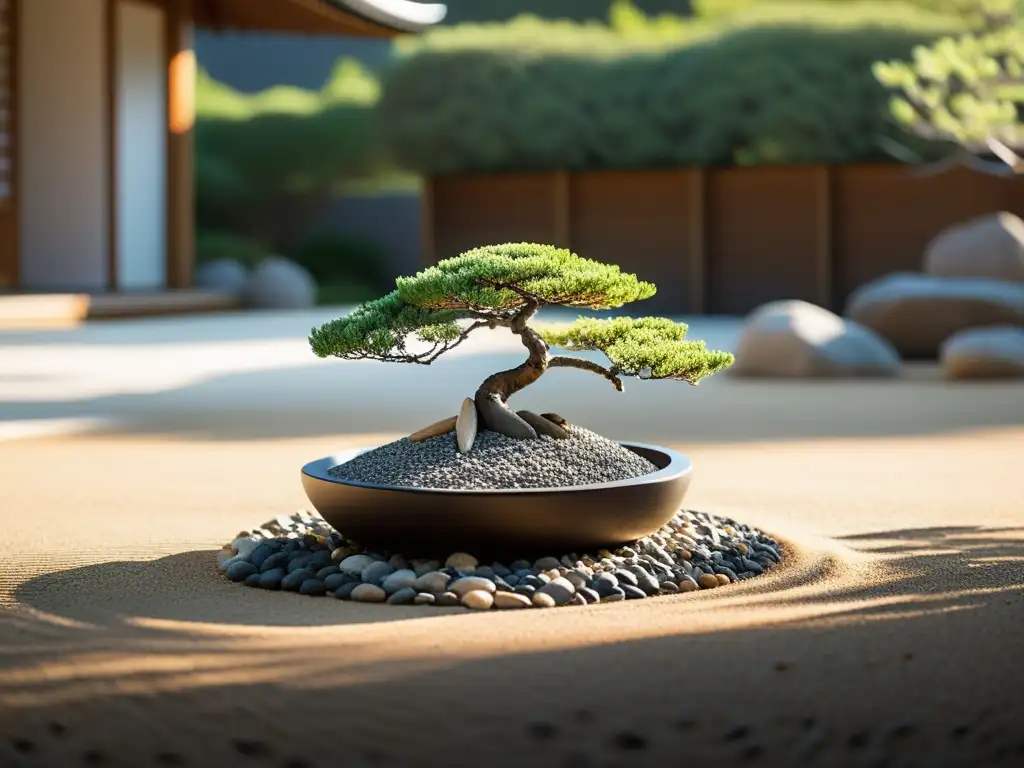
[{"left": 301, "top": 441, "right": 691, "bottom": 496}]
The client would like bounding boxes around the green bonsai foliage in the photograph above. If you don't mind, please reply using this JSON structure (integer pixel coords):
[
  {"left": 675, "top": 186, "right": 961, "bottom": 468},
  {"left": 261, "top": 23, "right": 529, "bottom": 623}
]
[
  {"left": 309, "top": 243, "right": 733, "bottom": 422},
  {"left": 873, "top": 1, "right": 1024, "bottom": 155}
]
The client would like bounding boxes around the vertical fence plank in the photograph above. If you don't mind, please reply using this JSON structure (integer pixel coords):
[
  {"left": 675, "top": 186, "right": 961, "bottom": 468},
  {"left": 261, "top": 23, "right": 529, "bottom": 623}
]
[
  {"left": 832, "top": 164, "right": 975, "bottom": 307},
  {"left": 706, "top": 166, "right": 821, "bottom": 315},
  {"left": 570, "top": 170, "right": 692, "bottom": 314},
  {"left": 432, "top": 174, "right": 563, "bottom": 260},
  {"left": 687, "top": 168, "right": 706, "bottom": 315},
  {"left": 553, "top": 171, "right": 571, "bottom": 249},
  {"left": 420, "top": 176, "right": 435, "bottom": 265},
  {"left": 0, "top": 0, "right": 21, "bottom": 290},
  {"left": 815, "top": 165, "right": 834, "bottom": 310}
]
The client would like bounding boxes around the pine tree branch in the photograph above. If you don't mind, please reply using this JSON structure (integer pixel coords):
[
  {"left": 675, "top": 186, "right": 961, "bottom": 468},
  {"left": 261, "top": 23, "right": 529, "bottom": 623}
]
[
  {"left": 339, "top": 320, "right": 491, "bottom": 365},
  {"left": 548, "top": 356, "right": 625, "bottom": 391},
  {"left": 646, "top": 371, "right": 700, "bottom": 386},
  {"left": 456, "top": 309, "right": 515, "bottom": 326}
]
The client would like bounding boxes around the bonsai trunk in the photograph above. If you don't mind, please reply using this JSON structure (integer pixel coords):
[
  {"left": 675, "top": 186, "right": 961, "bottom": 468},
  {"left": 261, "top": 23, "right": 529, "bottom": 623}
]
[{"left": 474, "top": 300, "right": 548, "bottom": 411}]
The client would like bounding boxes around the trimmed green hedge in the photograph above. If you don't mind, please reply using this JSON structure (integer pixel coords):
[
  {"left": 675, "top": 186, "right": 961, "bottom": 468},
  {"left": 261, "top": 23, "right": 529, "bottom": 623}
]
[
  {"left": 195, "top": 58, "right": 396, "bottom": 250},
  {"left": 439, "top": 1, "right": 694, "bottom": 24},
  {"left": 378, "top": 4, "right": 965, "bottom": 173}
]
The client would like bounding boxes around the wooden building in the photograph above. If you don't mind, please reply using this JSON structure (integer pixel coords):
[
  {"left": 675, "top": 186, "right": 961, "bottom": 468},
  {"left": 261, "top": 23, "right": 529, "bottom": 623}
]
[{"left": 0, "top": 0, "right": 445, "bottom": 300}]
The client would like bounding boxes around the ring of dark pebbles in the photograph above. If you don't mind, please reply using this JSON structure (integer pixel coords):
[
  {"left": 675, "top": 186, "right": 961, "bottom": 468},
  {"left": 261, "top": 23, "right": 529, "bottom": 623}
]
[{"left": 217, "top": 509, "right": 783, "bottom": 610}]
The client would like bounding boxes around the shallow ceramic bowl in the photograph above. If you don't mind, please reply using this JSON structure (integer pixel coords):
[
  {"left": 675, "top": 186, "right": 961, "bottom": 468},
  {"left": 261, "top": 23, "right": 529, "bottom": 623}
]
[{"left": 301, "top": 442, "right": 692, "bottom": 559}]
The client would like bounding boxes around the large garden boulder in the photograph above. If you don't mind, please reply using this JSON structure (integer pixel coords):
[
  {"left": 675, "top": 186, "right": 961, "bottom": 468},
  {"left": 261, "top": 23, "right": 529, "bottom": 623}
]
[
  {"left": 242, "top": 257, "right": 317, "bottom": 310},
  {"left": 924, "top": 212, "right": 1024, "bottom": 283},
  {"left": 845, "top": 273, "right": 1024, "bottom": 359},
  {"left": 940, "top": 325, "right": 1024, "bottom": 380},
  {"left": 196, "top": 258, "right": 248, "bottom": 294},
  {"left": 730, "top": 300, "right": 900, "bottom": 378}
]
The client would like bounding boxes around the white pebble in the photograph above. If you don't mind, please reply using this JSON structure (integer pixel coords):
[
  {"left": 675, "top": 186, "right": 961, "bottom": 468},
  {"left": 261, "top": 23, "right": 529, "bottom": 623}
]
[
  {"left": 445, "top": 552, "right": 479, "bottom": 572},
  {"left": 461, "top": 590, "right": 494, "bottom": 610},
  {"left": 450, "top": 576, "right": 496, "bottom": 598},
  {"left": 494, "top": 592, "right": 532, "bottom": 609},
  {"left": 531, "top": 592, "right": 557, "bottom": 608}
]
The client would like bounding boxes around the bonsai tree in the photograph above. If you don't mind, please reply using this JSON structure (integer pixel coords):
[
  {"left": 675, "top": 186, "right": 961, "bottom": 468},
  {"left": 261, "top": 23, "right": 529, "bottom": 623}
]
[
  {"left": 309, "top": 243, "right": 733, "bottom": 438},
  {"left": 873, "top": 0, "right": 1024, "bottom": 174}
]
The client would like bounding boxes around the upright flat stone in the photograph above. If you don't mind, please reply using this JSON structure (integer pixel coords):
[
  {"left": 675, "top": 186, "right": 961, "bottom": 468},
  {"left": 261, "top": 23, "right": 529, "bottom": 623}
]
[
  {"left": 456, "top": 398, "right": 478, "bottom": 454},
  {"left": 475, "top": 393, "right": 537, "bottom": 439},
  {"left": 517, "top": 410, "right": 569, "bottom": 439}
]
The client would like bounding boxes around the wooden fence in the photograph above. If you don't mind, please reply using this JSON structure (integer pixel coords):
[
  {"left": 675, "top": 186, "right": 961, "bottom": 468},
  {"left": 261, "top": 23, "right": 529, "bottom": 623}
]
[{"left": 421, "top": 164, "right": 1024, "bottom": 315}]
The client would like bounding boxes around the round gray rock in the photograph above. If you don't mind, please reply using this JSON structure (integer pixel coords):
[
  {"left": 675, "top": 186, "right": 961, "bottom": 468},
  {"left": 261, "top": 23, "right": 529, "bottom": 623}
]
[
  {"left": 731, "top": 300, "right": 900, "bottom": 378},
  {"left": 925, "top": 212, "right": 1024, "bottom": 283},
  {"left": 381, "top": 569, "right": 418, "bottom": 594},
  {"left": 845, "top": 273, "right": 1024, "bottom": 359},
  {"left": 360, "top": 561, "right": 395, "bottom": 585},
  {"left": 350, "top": 583, "right": 387, "bottom": 603},
  {"left": 413, "top": 571, "right": 450, "bottom": 593},
  {"left": 940, "top": 325, "right": 1024, "bottom": 379},
  {"left": 338, "top": 554, "right": 376, "bottom": 576},
  {"left": 196, "top": 258, "right": 248, "bottom": 294},
  {"left": 450, "top": 576, "right": 496, "bottom": 598},
  {"left": 242, "top": 257, "right": 317, "bottom": 310},
  {"left": 537, "top": 576, "right": 576, "bottom": 606}
]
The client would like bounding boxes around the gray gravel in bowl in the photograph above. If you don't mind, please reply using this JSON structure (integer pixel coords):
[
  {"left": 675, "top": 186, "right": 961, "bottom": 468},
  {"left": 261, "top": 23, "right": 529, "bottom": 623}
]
[{"left": 326, "top": 428, "right": 658, "bottom": 490}]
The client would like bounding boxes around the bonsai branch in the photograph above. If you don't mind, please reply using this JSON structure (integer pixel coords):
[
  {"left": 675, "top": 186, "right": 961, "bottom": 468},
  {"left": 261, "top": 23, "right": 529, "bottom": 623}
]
[
  {"left": 474, "top": 277, "right": 604, "bottom": 309},
  {"left": 548, "top": 356, "right": 624, "bottom": 392},
  {"left": 343, "top": 320, "right": 491, "bottom": 365},
  {"left": 475, "top": 277, "right": 542, "bottom": 304}
]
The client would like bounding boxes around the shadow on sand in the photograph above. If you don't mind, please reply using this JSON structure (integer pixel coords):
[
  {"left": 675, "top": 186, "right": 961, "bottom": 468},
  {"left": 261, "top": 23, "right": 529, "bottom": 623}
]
[
  {"left": 2, "top": 525, "right": 1021, "bottom": 765},
  {"left": 13, "top": 525, "right": 1022, "bottom": 633}
]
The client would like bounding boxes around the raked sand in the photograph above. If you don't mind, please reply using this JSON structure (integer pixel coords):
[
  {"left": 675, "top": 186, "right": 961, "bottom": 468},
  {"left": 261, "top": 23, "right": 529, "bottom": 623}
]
[{"left": 0, "top": 313, "right": 1022, "bottom": 767}]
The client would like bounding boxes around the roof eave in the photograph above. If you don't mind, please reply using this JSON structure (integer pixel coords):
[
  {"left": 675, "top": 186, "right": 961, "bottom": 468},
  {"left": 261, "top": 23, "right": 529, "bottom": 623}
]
[
  {"left": 194, "top": 0, "right": 447, "bottom": 38},
  {"left": 331, "top": 0, "right": 447, "bottom": 34}
]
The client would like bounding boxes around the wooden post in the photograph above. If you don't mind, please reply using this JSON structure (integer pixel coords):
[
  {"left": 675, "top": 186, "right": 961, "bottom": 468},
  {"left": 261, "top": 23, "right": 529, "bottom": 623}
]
[
  {"left": 0, "top": 0, "right": 19, "bottom": 291},
  {"left": 420, "top": 176, "right": 435, "bottom": 265},
  {"left": 687, "top": 168, "right": 706, "bottom": 315},
  {"left": 165, "top": 0, "right": 194, "bottom": 289},
  {"left": 815, "top": 165, "right": 834, "bottom": 310},
  {"left": 552, "top": 170, "right": 571, "bottom": 249},
  {"left": 104, "top": 0, "right": 118, "bottom": 291}
]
